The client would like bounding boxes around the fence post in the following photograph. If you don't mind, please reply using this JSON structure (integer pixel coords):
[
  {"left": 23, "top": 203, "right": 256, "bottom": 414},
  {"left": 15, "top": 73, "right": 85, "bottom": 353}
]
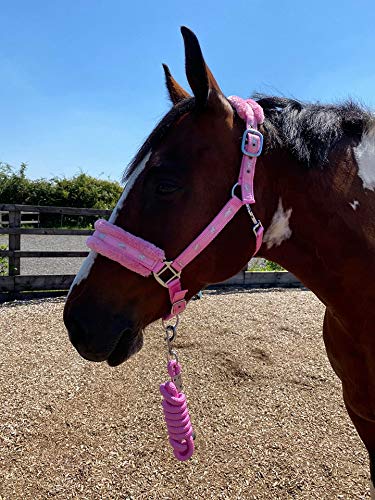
[{"left": 8, "top": 206, "right": 21, "bottom": 277}]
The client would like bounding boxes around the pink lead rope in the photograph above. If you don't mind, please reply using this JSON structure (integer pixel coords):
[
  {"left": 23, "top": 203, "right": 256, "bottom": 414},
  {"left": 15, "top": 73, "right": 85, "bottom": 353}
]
[
  {"left": 160, "top": 359, "right": 194, "bottom": 461},
  {"left": 86, "top": 96, "right": 264, "bottom": 461}
]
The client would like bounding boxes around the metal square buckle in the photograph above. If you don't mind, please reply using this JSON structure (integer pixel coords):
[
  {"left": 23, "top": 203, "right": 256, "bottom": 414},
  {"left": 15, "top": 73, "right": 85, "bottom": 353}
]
[
  {"left": 241, "top": 128, "right": 264, "bottom": 157},
  {"left": 153, "top": 261, "right": 181, "bottom": 288}
]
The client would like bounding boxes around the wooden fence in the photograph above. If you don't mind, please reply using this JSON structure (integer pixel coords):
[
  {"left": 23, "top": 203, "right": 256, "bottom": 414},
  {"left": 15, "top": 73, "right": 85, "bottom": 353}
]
[
  {"left": 0, "top": 204, "right": 111, "bottom": 299},
  {"left": 0, "top": 210, "right": 40, "bottom": 227},
  {"left": 0, "top": 204, "right": 302, "bottom": 301}
]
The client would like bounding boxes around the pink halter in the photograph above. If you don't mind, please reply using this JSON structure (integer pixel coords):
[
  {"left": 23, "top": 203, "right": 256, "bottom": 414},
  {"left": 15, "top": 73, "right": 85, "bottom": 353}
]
[{"left": 87, "top": 96, "right": 264, "bottom": 320}]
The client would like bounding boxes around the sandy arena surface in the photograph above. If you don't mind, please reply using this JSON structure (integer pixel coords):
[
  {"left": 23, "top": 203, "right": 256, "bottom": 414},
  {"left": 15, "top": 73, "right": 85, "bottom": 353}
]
[{"left": 0, "top": 289, "right": 370, "bottom": 499}]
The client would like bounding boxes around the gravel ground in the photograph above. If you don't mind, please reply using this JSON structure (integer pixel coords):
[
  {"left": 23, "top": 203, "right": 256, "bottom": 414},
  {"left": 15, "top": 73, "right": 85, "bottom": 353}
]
[
  {"left": 0, "top": 235, "right": 87, "bottom": 275},
  {"left": 0, "top": 289, "right": 370, "bottom": 499}
]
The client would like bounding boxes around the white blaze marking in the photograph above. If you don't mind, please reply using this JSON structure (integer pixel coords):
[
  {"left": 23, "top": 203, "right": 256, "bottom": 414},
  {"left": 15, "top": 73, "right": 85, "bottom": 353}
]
[
  {"left": 67, "top": 250, "right": 97, "bottom": 296},
  {"left": 109, "top": 151, "right": 151, "bottom": 223},
  {"left": 354, "top": 125, "right": 375, "bottom": 191},
  {"left": 349, "top": 200, "right": 359, "bottom": 210},
  {"left": 264, "top": 198, "right": 292, "bottom": 249},
  {"left": 68, "top": 151, "right": 151, "bottom": 295}
]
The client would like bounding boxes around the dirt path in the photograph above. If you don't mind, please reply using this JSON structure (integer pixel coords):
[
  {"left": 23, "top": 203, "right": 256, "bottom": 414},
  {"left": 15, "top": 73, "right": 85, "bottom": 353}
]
[{"left": 0, "top": 290, "right": 369, "bottom": 499}]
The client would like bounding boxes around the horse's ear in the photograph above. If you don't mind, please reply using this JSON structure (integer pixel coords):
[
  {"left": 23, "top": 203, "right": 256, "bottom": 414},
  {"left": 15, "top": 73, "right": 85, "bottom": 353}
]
[
  {"left": 162, "top": 64, "right": 191, "bottom": 105},
  {"left": 180, "top": 26, "right": 224, "bottom": 108}
]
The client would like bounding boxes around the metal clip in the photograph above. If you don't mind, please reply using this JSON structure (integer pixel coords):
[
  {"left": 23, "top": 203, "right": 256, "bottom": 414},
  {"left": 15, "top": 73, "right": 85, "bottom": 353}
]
[
  {"left": 162, "top": 319, "right": 182, "bottom": 387},
  {"left": 162, "top": 315, "right": 179, "bottom": 331},
  {"left": 163, "top": 321, "right": 180, "bottom": 363},
  {"left": 245, "top": 204, "right": 258, "bottom": 225},
  {"left": 164, "top": 324, "right": 177, "bottom": 344},
  {"left": 245, "top": 204, "right": 263, "bottom": 236}
]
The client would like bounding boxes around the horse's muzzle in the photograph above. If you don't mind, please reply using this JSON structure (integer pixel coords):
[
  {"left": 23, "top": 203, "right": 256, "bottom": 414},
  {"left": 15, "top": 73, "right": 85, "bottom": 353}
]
[{"left": 64, "top": 302, "right": 143, "bottom": 366}]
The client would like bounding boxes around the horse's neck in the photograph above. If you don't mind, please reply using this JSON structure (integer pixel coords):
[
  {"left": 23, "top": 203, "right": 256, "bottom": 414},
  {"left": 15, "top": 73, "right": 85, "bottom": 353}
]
[{"left": 258, "top": 150, "right": 375, "bottom": 323}]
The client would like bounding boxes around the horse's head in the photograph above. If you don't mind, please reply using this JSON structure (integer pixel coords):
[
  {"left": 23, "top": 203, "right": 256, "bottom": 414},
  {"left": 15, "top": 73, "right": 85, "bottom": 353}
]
[{"left": 64, "top": 27, "right": 262, "bottom": 366}]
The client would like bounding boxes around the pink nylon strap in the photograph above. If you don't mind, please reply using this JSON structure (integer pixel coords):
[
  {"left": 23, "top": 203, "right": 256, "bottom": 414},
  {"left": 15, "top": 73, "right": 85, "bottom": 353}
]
[
  {"left": 172, "top": 196, "right": 243, "bottom": 272},
  {"left": 167, "top": 279, "right": 188, "bottom": 319},
  {"left": 254, "top": 225, "right": 264, "bottom": 255}
]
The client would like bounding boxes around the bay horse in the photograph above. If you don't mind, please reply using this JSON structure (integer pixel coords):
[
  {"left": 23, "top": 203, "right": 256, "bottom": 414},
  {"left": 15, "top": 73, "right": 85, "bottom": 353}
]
[{"left": 64, "top": 27, "right": 375, "bottom": 494}]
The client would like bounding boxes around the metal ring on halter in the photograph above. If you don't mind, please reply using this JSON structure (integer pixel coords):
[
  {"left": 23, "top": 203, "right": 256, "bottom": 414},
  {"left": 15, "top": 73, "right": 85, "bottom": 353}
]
[
  {"left": 165, "top": 325, "right": 177, "bottom": 344},
  {"left": 231, "top": 182, "right": 240, "bottom": 198},
  {"left": 162, "top": 315, "right": 179, "bottom": 331}
]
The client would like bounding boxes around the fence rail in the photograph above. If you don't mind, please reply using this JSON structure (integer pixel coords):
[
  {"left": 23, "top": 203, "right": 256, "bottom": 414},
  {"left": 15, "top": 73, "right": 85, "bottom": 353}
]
[
  {"left": 0, "top": 228, "right": 93, "bottom": 235},
  {"left": 0, "top": 204, "right": 111, "bottom": 217},
  {"left": 0, "top": 275, "right": 75, "bottom": 293},
  {"left": 0, "top": 204, "right": 111, "bottom": 299},
  {"left": 0, "top": 210, "right": 40, "bottom": 227},
  {"left": 0, "top": 204, "right": 302, "bottom": 301},
  {"left": 0, "top": 250, "right": 89, "bottom": 258}
]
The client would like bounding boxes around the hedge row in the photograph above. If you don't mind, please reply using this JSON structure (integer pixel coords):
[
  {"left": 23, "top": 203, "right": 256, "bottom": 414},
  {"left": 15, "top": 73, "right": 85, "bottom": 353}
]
[{"left": 0, "top": 163, "right": 123, "bottom": 227}]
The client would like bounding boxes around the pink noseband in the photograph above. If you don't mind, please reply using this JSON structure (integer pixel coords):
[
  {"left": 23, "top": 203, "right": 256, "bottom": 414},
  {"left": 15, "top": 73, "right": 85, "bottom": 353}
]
[{"left": 87, "top": 96, "right": 264, "bottom": 320}]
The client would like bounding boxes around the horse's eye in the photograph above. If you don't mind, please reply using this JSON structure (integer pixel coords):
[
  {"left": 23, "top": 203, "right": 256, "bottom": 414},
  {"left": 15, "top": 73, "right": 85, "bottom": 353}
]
[{"left": 156, "top": 182, "right": 179, "bottom": 195}]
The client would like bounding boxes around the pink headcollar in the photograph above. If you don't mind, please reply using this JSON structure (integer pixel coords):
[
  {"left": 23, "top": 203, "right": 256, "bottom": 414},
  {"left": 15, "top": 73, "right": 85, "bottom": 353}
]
[{"left": 87, "top": 96, "right": 264, "bottom": 320}]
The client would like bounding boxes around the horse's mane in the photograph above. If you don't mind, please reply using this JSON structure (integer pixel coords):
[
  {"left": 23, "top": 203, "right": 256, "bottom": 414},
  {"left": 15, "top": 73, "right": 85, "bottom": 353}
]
[
  {"left": 255, "top": 94, "right": 374, "bottom": 168},
  {"left": 124, "top": 94, "right": 374, "bottom": 180}
]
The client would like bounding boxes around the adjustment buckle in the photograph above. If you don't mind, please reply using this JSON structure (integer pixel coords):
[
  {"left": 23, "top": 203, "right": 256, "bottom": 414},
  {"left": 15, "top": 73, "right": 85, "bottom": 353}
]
[
  {"left": 153, "top": 261, "right": 181, "bottom": 288},
  {"left": 171, "top": 299, "right": 187, "bottom": 317},
  {"left": 241, "top": 128, "right": 264, "bottom": 157}
]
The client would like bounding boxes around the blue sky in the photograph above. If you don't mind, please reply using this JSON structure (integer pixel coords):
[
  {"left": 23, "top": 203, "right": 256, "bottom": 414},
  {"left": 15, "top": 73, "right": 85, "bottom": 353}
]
[{"left": 1, "top": 0, "right": 374, "bottom": 181}]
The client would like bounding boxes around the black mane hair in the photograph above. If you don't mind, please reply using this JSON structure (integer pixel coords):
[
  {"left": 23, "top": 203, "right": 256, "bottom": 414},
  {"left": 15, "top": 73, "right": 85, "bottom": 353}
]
[
  {"left": 255, "top": 94, "right": 373, "bottom": 168},
  {"left": 124, "top": 94, "right": 373, "bottom": 180}
]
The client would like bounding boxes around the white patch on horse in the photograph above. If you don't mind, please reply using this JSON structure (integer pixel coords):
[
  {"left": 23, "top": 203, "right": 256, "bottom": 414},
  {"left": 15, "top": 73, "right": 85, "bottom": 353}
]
[
  {"left": 354, "top": 125, "right": 375, "bottom": 191},
  {"left": 109, "top": 151, "right": 152, "bottom": 223},
  {"left": 264, "top": 198, "right": 292, "bottom": 249},
  {"left": 67, "top": 250, "right": 97, "bottom": 296},
  {"left": 349, "top": 200, "right": 360, "bottom": 210},
  {"left": 68, "top": 151, "right": 152, "bottom": 295}
]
